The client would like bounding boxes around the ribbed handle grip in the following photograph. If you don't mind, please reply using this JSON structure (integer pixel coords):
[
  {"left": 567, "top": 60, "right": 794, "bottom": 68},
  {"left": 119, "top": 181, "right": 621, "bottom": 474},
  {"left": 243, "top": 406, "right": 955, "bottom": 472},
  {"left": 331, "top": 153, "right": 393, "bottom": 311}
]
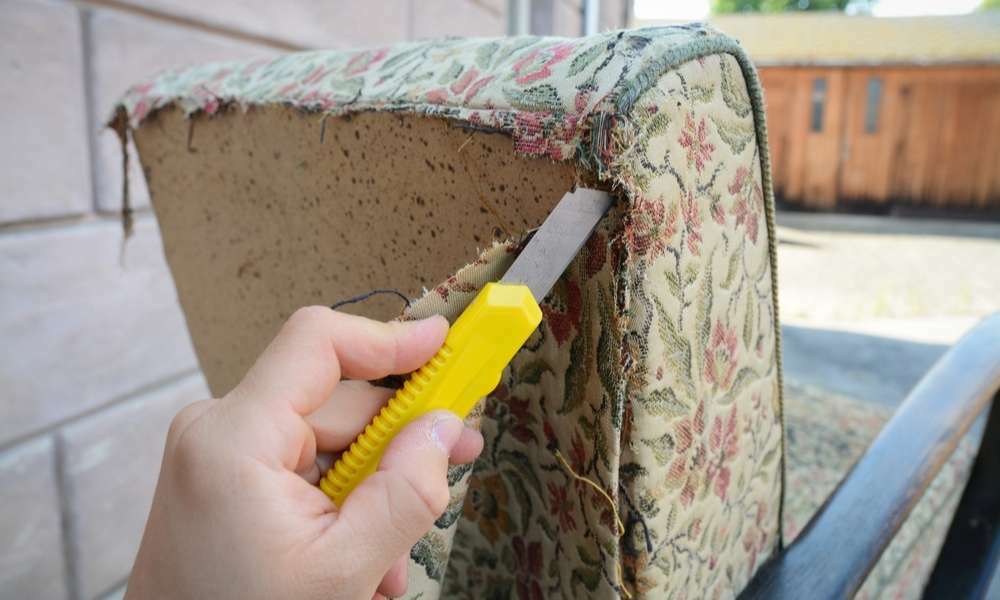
[
  {"left": 319, "top": 283, "right": 542, "bottom": 507},
  {"left": 319, "top": 344, "right": 451, "bottom": 504}
]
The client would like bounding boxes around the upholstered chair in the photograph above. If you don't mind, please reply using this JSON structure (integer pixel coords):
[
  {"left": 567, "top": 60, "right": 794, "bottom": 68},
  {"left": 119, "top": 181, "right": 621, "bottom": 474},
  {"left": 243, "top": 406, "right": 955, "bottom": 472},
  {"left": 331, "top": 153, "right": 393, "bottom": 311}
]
[{"left": 112, "top": 26, "right": 999, "bottom": 599}]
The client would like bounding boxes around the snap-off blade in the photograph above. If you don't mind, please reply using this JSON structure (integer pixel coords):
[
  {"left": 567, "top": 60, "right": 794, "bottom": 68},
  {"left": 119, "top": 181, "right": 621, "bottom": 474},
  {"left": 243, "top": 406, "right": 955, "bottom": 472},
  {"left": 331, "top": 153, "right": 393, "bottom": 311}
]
[{"left": 500, "top": 188, "right": 613, "bottom": 302}]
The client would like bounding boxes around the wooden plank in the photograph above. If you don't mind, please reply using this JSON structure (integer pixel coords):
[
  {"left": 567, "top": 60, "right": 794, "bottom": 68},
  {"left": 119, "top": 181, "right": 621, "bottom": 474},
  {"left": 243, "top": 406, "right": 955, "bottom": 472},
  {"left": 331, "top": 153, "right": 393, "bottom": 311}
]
[
  {"left": 758, "top": 68, "right": 793, "bottom": 200},
  {"left": 914, "top": 77, "right": 940, "bottom": 205},
  {"left": 975, "top": 77, "right": 1000, "bottom": 208},
  {"left": 893, "top": 77, "right": 932, "bottom": 203},
  {"left": 872, "top": 70, "right": 907, "bottom": 202},
  {"left": 887, "top": 69, "right": 917, "bottom": 208},
  {"left": 740, "top": 312, "right": 1000, "bottom": 599},
  {"left": 800, "top": 68, "right": 845, "bottom": 208},
  {"left": 782, "top": 69, "right": 813, "bottom": 205},
  {"left": 929, "top": 78, "right": 961, "bottom": 206},
  {"left": 836, "top": 69, "right": 865, "bottom": 201},
  {"left": 950, "top": 80, "right": 988, "bottom": 206},
  {"left": 838, "top": 68, "right": 895, "bottom": 204},
  {"left": 969, "top": 80, "right": 998, "bottom": 207}
]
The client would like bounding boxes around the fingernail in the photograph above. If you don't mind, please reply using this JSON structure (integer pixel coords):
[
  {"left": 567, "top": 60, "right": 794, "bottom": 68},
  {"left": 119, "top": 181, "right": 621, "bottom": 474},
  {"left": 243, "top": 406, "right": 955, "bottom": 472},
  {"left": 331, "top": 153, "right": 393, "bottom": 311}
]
[{"left": 429, "top": 412, "right": 463, "bottom": 454}]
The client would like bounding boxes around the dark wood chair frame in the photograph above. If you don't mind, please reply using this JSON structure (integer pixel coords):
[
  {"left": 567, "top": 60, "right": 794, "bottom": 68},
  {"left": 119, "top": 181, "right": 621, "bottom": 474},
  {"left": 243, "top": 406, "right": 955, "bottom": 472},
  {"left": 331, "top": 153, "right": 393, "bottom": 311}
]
[{"left": 742, "top": 312, "right": 1000, "bottom": 599}]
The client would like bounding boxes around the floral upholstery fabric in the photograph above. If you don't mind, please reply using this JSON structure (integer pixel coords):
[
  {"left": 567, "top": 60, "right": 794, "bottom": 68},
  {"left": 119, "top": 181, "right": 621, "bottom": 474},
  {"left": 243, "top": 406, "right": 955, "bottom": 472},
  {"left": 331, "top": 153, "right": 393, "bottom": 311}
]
[
  {"left": 783, "top": 382, "right": 977, "bottom": 599},
  {"left": 389, "top": 51, "right": 781, "bottom": 598},
  {"left": 116, "top": 26, "right": 782, "bottom": 599}
]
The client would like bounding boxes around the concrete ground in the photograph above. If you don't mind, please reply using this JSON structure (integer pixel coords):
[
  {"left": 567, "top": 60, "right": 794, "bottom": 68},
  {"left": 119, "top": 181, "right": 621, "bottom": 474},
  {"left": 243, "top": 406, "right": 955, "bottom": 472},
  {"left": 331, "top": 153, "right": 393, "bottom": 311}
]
[{"left": 775, "top": 211, "right": 1000, "bottom": 408}]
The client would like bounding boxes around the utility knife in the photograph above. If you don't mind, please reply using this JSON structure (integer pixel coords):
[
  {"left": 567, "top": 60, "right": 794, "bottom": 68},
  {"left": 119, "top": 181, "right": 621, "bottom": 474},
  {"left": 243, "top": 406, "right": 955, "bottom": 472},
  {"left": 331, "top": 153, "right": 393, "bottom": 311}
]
[{"left": 320, "top": 187, "right": 614, "bottom": 506}]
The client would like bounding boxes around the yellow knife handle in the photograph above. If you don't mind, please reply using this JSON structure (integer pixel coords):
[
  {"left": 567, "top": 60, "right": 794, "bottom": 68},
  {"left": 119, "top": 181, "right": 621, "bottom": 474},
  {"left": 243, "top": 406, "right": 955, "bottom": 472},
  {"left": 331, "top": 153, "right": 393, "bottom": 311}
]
[{"left": 319, "top": 282, "right": 542, "bottom": 507}]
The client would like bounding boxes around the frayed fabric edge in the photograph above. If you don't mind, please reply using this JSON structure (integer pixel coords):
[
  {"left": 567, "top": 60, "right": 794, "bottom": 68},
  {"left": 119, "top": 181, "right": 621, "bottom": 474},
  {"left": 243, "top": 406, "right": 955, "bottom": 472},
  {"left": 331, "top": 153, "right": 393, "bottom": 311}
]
[{"left": 108, "top": 106, "right": 134, "bottom": 241}]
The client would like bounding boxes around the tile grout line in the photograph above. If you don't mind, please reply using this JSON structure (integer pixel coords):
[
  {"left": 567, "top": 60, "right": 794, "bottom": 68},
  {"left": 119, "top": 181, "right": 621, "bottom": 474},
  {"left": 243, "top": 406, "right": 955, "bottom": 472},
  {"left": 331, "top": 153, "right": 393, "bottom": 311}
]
[
  {"left": 0, "top": 207, "right": 154, "bottom": 235},
  {"left": 53, "top": 433, "right": 82, "bottom": 600},
  {"left": 0, "top": 213, "right": 96, "bottom": 234},
  {"left": 69, "top": 0, "right": 307, "bottom": 52},
  {"left": 0, "top": 368, "right": 201, "bottom": 456},
  {"left": 79, "top": 5, "right": 101, "bottom": 217}
]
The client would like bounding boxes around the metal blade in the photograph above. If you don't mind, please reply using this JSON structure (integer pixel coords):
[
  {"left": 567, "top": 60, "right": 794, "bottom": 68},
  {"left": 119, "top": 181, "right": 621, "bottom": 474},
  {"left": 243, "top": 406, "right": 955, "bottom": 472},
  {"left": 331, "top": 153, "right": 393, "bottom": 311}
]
[{"left": 500, "top": 188, "right": 613, "bottom": 301}]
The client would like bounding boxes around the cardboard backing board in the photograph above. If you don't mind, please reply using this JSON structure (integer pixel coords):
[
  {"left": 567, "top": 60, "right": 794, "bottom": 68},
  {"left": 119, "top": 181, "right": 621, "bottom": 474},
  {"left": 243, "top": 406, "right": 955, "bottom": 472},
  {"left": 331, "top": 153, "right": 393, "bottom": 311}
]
[{"left": 134, "top": 106, "right": 579, "bottom": 395}]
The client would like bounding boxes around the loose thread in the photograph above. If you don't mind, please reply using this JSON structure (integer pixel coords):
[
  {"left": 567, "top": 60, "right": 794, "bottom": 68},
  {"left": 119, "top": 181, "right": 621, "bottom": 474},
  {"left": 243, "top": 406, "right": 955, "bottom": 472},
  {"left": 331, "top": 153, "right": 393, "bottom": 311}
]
[
  {"left": 108, "top": 107, "right": 133, "bottom": 241},
  {"left": 319, "top": 113, "right": 329, "bottom": 144},
  {"left": 186, "top": 119, "right": 197, "bottom": 152},
  {"left": 553, "top": 449, "right": 632, "bottom": 599},
  {"left": 454, "top": 142, "right": 512, "bottom": 238},
  {"left": 329, "top": 288, "right": 411, "bottom": 312}
]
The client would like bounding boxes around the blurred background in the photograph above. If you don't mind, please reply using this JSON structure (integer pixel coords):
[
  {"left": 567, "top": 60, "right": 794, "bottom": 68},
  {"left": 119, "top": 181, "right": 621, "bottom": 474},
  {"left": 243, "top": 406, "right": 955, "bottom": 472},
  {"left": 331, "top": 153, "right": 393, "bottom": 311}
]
[{"left": 0, "top": 1, "right": 997, "bottom": 598}]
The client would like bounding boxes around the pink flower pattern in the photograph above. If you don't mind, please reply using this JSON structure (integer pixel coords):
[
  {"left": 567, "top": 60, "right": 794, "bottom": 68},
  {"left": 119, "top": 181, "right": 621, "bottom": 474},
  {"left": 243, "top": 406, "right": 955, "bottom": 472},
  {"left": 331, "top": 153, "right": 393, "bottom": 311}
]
[
  {"left": 679, "top": 112, "right": 716, "bottom": 173},
  {"left": 706, "top": 405, "right": 739, "bottom": 501},
  {"left": 624, "top": 196, "right": 678, "bottom": 259},
  {"left": 704, "top": 320, "right": 739, "bottom": 389},
  {"left": 511, "top": 43, "right": 576, "bottom": 85},
  {"left": 681, "top": 191, "right": 703, "bottom": 256},
  {"left": 344, "top": 48, "right": 388, "bottom": 77},
  {"left": 547, "top": 481, "right": 578, "bottom": 532},
  {"left": 667, "top": 400, "right": 708, "bottom": 507},
  {"left": 729, "top": 166, "right": 764, "bottom": 243}
]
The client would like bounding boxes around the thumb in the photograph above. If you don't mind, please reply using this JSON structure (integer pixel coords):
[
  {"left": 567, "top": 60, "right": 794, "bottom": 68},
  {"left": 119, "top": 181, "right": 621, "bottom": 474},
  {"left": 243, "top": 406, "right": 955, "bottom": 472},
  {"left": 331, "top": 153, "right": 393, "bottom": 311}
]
[{"left": 328, "top": 410, "right": 463, "bottom": 580}]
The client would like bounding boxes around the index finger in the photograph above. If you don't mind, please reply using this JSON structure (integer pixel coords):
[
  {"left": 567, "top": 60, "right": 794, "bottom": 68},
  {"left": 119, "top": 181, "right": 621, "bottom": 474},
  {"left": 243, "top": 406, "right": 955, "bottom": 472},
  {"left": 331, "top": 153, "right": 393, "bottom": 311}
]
[{"left": 231, "top": 306, "right": 448, "bottom": 416}]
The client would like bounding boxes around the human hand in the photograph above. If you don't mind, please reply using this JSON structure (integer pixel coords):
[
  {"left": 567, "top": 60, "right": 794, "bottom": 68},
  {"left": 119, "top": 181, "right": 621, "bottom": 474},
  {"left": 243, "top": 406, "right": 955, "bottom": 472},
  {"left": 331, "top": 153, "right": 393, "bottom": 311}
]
[{"left": 125, "top": 307, "right": 483, "bottom": 600}]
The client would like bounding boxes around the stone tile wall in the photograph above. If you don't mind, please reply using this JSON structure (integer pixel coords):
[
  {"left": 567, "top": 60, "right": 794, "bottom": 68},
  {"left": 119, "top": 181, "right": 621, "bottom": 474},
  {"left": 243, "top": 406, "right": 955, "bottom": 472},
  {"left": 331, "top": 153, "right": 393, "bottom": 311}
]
[{"left": 0, "top": 0, "right": 624, "bottom": 597}]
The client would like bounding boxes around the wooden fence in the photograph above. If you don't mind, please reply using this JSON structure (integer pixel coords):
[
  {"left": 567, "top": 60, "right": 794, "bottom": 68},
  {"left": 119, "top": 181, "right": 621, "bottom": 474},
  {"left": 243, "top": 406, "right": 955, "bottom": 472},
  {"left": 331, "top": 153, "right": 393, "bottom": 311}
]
[{"left": 759, "top": 65, "right": 1000, "bottom": 211}]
